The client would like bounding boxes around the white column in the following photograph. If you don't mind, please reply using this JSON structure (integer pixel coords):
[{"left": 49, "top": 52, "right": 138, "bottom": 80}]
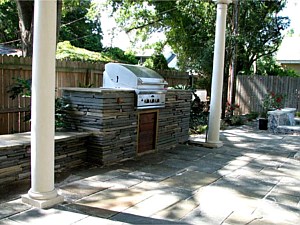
[
  {"left": 22, "top": 0, "right": 63, "bottom": 208},
  {"left": 206, "top": 0, "right": 232, "bottom": 148}
]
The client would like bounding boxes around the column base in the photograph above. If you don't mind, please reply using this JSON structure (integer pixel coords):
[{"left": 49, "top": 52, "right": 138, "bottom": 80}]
[
  {"left": 22, "top": 194, "right": 64, "bottom": 209},
  {"left": 203, "top": 140, "right": 223, "bottom": 148}
]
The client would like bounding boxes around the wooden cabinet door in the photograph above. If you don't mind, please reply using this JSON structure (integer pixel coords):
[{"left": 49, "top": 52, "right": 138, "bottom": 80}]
[{"left": 138, "top": 111, "right": 157, "bottom": 154}]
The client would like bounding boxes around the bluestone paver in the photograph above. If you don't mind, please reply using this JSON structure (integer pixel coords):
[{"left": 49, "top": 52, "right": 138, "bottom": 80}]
[{"left": 1, "top": 123, "right": 300, "bottom": 224}]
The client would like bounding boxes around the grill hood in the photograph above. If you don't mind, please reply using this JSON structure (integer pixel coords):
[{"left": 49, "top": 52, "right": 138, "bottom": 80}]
[{"left": 103, "top": 63, "right": 168, "bottom": 90}]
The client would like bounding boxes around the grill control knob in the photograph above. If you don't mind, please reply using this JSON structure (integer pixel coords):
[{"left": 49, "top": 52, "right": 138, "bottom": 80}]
[
  {"left": 156, "top": 99, "right": 160, "bottom": 103},
  {"left": 150, "top": 99, "right": 154, "bottom": 103},
  {"left": 145, "top": 99, "right": 149, "bottom": 103}
]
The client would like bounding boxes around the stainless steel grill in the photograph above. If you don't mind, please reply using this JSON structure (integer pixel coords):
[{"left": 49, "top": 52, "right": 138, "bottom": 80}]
[{"left": 103, "top": 63, "right": 168, "bottom": 109}]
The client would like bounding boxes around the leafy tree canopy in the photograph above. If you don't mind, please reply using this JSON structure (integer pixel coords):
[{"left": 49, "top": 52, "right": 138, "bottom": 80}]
[
  {"left": 59, "top": 0, "right": 103, "bottom": 52},
  {"left": 105, "top": 0, "right": 290, "bottom": 77}
]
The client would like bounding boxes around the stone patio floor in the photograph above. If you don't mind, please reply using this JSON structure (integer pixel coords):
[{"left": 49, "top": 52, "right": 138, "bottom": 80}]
[{"left": 0, "top": 123, "right": 300, "bottom": 224}]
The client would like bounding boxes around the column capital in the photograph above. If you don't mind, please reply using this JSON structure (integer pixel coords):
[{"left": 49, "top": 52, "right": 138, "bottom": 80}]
[{"left": 213, "top": 0, "right": 232, "bottom": 4}]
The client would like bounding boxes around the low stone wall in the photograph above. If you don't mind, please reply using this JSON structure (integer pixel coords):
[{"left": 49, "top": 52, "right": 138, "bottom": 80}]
[
  {"left": 0, "top": 132, "right": 90, "bottom": 186},
  {"left": 63, "top": 88, "right": 137, "bottom": 164},
  {"left": 0, "top": 88, "right": 191, "bottom": 186},
  {"left": 157, "top": 90, "right": 191, "bottom": 150},
  {"left": 62, "top": 88, "right": 191, "bottom": 165}
]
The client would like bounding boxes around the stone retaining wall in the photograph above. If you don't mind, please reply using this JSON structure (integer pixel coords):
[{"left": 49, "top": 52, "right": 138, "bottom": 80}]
[{"left": 0, "top": 132, "right": 90, "bottom": 186}]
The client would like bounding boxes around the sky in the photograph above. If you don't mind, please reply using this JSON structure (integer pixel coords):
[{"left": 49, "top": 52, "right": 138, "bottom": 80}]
[
  {"left": 98, "top": 0, "right": 300, "bottom": 51},
  {"left": 279, "top": 0, "right": 300, "bottom": 35}
]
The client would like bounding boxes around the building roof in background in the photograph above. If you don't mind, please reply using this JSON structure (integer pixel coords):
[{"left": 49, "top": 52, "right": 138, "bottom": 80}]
[
  {"left": 276, "top": 37, "right": 300, "bottom": 64},
  {"left": 0, "top": 45, "right": 22, "bottom": 56}
]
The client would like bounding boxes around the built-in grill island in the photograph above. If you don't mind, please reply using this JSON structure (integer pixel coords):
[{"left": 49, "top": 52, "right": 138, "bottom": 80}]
[
  {"left": 103, "top": 63, "right": 168, "bottom": 109},
  {"left": 62, "top": 63, "right": 191, "bottom": 165}
]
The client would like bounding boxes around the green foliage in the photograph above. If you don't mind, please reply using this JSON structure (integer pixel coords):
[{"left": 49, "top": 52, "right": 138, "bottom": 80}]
[
  {"left": 246, "top": 111, "right": 259, "bottom": 121},
  {"left": 103, "top": 47, "right": 138, "bottom": 64},
  {"left": 169, "top": 84, "right": 192, "bottom": 90},
  {"left": 0, "top": 0, "right": 19, "bottom": 47},
  {"left": 56, "top": 41, "right": 111, "bottom": 62},
  {"left": 262, "top": 91, "right": 286, "bottom": 111},
  {"left": 7, "top": 77, "right": 69, "bottom": 129},
  {"left": 296, "top": 112, "right": 300, "bottom": 118},
  {"left": 226, "top": 115, "right": 245, "bottom": 126},
  {"left": 55, "top": 97, "right": 69, "bottom": 128},
  {"left": 106, "top": 0, "right": 289, "bottom": 78},
  {"left": 189, "top": 91, "right": 209, "bottom": 134},
  {"left": 7, "top": 77, "right": 31, "bottom": 99},
  {"left": 144, "top": 53, "right": 168, "bottom": 70},
  {"left": 78, "top": 82, "right": 94, "bottom": 88},
  {"left": 56, "top": 41, "right": 137, "bottom": 64},
  {"left": 59, "top": 0, "right": 103, "bottom": 52},
  {"left": 256, "top": 56, "right": 299, "bottom": 77},
  {"left": 223, "top": 102, "right": 245, "bottom": 126}
]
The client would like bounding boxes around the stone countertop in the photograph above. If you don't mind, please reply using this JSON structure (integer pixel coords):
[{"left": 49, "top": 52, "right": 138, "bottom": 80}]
[
  {"left": 268, "top": 108, "right": 296, "bottom": 115},
  {"left": 61, "top": 87, "right": 135, "bottom": 93},
  {"left": 61, "top": 87, "right": 191, "bottom": 93},
  {"left": 0, "top": 131, "right": 91, "bottom": 149}
]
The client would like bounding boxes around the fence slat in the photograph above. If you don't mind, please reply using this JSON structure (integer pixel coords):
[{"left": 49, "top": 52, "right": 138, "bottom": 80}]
[{"left": 235, "top": 75, "right": 300, "bottom": 115}]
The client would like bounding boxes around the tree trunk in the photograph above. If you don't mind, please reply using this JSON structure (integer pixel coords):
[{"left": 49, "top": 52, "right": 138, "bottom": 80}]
[
  {"left": 16, "top": 0, "right": 34, "bottom": 57},
  {"left": 56, "top": 0, "right": 62, "bottom": 44},
  {"left": 15, "top": 0, "right": 62, "bottom": 57},
  {"left": 227, "top": 0, "right": 239, "bottom": 108}
]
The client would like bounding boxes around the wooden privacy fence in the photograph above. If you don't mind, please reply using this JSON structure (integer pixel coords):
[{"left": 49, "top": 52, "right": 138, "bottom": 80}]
[
  {"left": 235, "top": 75, "right": 300, "bottom": 115},
  {"left": 0, "top": 55, "right": 190, "bottom": 134}
]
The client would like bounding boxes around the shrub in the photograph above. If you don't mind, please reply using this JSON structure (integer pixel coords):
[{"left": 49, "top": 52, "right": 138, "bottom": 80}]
[{"left": 7, "top": 77, "right": 69, "bottom": 129}]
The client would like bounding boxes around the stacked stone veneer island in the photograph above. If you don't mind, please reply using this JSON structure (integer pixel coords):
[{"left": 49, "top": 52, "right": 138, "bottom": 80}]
[{"left": 62, "top": 88, "right": 191, "bottom": 165}]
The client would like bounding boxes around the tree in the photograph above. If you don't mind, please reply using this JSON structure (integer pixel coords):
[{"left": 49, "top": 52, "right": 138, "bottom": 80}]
[
  {"left": 228, "top": 0, "right": 289, "bottom": 74},
  {"left": 9, "top": 0, "right": 102, "bottom": 56},
  {"left": 59, "top": 0, "right": 103, "bottom": 52},
  {"left": 14, "top": 0, "right": 62, "bottom": 57},
  {"left": 106, "top": 0, "right": 289, "bottom": 76}
]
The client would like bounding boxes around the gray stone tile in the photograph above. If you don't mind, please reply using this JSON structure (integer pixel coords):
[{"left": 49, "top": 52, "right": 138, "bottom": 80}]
[
  {"left": 75, "top": 187, "right": 152, "bottom": 213},
  {"left": 83, "top": 169, "right": 131, "bottom": 182},
  {"left": 211, "top": 178, "right": 274, "bottom": 199},
  {"left": 58, "top": 179, "right": 111, "bottom": 202},
  {"left": 181, "top": 206, "right": 231, "bottom": 225},
  {"left": 0, "top": 199, "right": 31, "bottom": 220},
  {"left": 127, "top": 171, "right": 166, "bottom": 182},
  {"left": 111, "top": 212, "right": 191, "bottom": 224},
  {"left": 153, "top": 197, "right": 200, "bottom": 220},
  {"left": 223, "top": 211, "right": 262, "bottom": 225},
  {"left": 161, "top": 170, "right": 221, "bottom": 191},
  {"left": 104, "top": 175, "right": 143, "bottom": 188},
  {"left": 271, "top": 176, "right": 300, "bottom": 197},
  {"left": 265, "top": 192, "right": 300, "bottom": 208},
  {"left": 0, "top": 219, "right": 20, "bottom": 225},
  {"left": 9, "top": 208, "right": 88, "bottom": 225},
  {"left": 57, "top": 203, "right": 119, "bottom": 219},
  {"left": 187, "top": 159, "right": 225, "bottom": 174},
  {"left": 72, "top": 216, "right": 127, "bottom": 225},
  {"left": 128, "top": 164, "right": 179, "bottom": 180},
  {"left": 163, "top": 158, "right": 195, "bottom": 170},
  {"left": 251, "top": 200, "right": 300, "bottom": 225}
]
